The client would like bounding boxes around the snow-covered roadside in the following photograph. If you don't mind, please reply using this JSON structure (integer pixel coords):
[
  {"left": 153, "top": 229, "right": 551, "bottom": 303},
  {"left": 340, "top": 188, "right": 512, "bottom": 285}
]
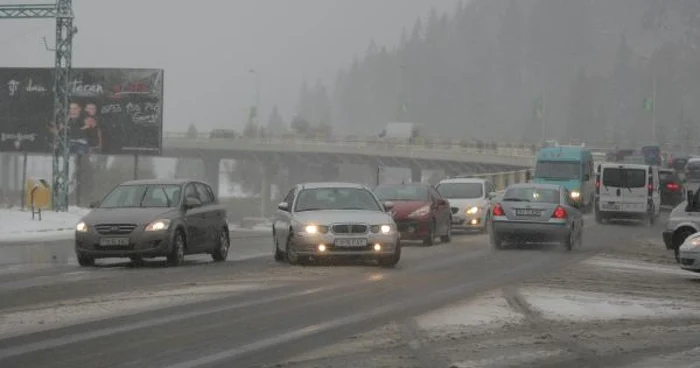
[{"left": 0, "top": 207, "right": 270, "bottom": 243}]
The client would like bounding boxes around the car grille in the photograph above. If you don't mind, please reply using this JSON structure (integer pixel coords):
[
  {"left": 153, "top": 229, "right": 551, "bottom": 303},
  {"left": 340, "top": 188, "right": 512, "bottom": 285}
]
[
  {"left": 331, "top": 224, "right": 368, "bottom": 234},
  {"left": 95, "top": 223, "right": 138, "bottom": 235},
  {"left": 451, "top": 207, "right": 459, "bottom": 214}
]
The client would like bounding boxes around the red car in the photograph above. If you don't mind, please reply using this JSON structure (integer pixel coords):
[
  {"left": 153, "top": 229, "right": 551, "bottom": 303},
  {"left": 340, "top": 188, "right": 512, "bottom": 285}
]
[{"left": 374, "top": 183, "right": 452, "bottom": 246}]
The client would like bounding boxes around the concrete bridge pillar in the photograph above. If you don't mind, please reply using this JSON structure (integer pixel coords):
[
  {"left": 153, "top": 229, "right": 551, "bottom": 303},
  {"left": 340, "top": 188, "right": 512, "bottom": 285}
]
[
  {"left": 203, "top": 157, "right": 221, "bottom": 198},
  {"left": 410, "top": 163, "right": 422, "bottom": 183},
  {"left": 260, "top": 163, "right": 274, "bottom": 218}
]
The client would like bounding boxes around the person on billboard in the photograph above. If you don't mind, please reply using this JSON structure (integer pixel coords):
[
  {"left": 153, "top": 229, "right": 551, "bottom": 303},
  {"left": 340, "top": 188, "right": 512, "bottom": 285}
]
[
  {"left": 83, "top": 102, "right": 103, "bottom": 153},
  {"left": 47, "top": 101, "right": 89, "bottom": 155}
]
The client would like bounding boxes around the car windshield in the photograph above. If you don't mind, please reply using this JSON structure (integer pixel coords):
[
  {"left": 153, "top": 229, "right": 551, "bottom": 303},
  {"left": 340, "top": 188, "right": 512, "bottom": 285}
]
[
  {"left": 502, "top": 187, "right": 560, "bottom": 204},
  {"left": 659, "top": 171, "right": 675, "bottom": 182},
  {"left": 436, "top": 182, "right": 483, "bottom": 199},
  {"left": 294, "top": 187, "right": 382, "bottom": 212},
  {"left": 602, "top": 168, "right": 646, "bottom": 188},
  {"left": 374, "top": 185, "right": 429, "bottom": 201},
  {"left": 535, "top": 161, "right": 580, "bottom": 180},
  {"left": 99, "top": 184, "right": 182, "bottom": 208}
]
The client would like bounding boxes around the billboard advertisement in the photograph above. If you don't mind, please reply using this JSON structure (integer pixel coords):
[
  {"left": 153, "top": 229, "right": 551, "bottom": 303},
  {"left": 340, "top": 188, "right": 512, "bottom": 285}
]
[{"left": 0, "top": 68, "right": 163, "bottom": 155}]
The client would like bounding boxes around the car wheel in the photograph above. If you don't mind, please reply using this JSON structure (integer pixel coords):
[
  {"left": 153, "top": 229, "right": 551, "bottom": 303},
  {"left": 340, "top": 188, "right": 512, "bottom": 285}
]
[
  {"left": 481, "top": 214, "right": 490, "bottom": 234},
  {"left": 561, "top": 230, "right": 574, "bottom": 252},
  {"left": 273, "top": 233, "right": 285, "bottom": 262},
  {"left": 211, "top": 228, "right": 230, "bottom": 262},
  {"left": 378, "top": 243, "right": 401, "bottom": 268},
  {"left": 423, "top": 220, "right": 435, "bottom": 246},
  {"left": 167, "top": 230, "right": 186, "bottom": 267},
  {"left": 285, "top": 235, "right": 300, "bottom": 265},
  {"left": 77, "top": 253, "right": 95, "bottom": 267},
  {"left": 440, "top": 220, "right": 452, "bottom": 243},
  {"left": 594, "top": 207, "right": 603, "bottom": 224}
]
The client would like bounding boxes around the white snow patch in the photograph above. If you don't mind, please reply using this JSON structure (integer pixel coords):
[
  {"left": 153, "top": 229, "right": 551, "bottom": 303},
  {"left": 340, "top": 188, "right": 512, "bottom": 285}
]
[
  {"left": 619, "top": 346, "right": 700, "bottom": 368},
  {"left": 0, "top": 282, "right": 264, "bottom": 339},
  {"left": 0, "top": 206, "right": 89, "bottom": 241},
  {"left": 415, "top": 291, "right": 524, "bottom": 332},
  {"left": 521, "top": 287, "right": 700, "bottom": 322},
  {"left": 584, "top": 257, "right": 695, "bottom": 277},
  {"left": 450, "top": 349, "right": 566, "bottom": 368}
]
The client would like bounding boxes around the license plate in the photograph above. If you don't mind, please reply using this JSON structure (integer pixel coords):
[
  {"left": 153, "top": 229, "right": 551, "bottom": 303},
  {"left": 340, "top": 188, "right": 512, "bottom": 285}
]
[
  {"left": 515, "top": 209, "right": 541, "bottom": 216},
  {"left": 334, "top": 238, "right": 367, "bottom": 247},
  {"left": 99, "top": 237, "right": 129, "bottom": 246},
  {"left": 602, "top": 202, "right": 620, "bottom": 210}
]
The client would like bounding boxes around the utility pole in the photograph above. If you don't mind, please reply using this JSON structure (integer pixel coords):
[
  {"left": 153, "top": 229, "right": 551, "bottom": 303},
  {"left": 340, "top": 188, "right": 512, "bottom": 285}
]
[
  {"left": 0, "top": 1, "right": 75, "bottom": 211},
  {"left": 651, "top": 73, "right": 657, "bottom": 144}
]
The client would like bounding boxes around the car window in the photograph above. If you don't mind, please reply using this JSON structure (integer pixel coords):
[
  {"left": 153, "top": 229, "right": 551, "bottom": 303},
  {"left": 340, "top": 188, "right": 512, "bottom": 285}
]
[
  {"left": 502, "top": 187, "right": 560, "bottom": 204},
  {"left": 602, "top": 168, "right": 646, "bottom": 188},
  {"left": 374, "top": 185, "right": 429, "bottom": 201},
  {"left": 436, "top": 182, "right": 484, "bottom": 199},
  {"left": 184, "top": 183, "right": 199, "bottom": 201},
  {"left": 294, "top": 187, "right": 382, "bottom": 212},
  {"left": 100, "top": 184, "right": 181, "bottom": 208},
  {"left": 194, "top": 183, "right": 214, "bottom": 205},
  {"left": 535, "top": 161, "right": 580, "bottom": 180},
  {"left": 283, "top": 188, "right": 295, "bottom": 205}
]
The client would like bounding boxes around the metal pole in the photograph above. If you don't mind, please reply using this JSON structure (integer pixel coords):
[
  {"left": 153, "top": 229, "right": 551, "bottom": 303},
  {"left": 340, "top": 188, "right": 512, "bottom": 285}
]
[
  {"left": 20, "top": 152, "right": 27, "bottom": 210},
  {"left": 133, "top": 154, "right": 139, "bottom": 179},
  {"left": 651, "top": 74, "right": 657, "bottom": 144},
  {"left": 541, "top": 91, "right": 547, "bottom": 141}
]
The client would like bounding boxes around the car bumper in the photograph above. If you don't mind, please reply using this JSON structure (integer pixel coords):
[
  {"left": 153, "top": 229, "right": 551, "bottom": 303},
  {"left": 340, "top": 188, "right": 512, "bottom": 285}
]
[
  {"left": 492, "top": 221, "right": 570, "bottom": 242},
  {"left": 452, "top": 214, "right": 486, "bottom": 230},
  {"left": 679, "top": 250, "right": 700, "bottom": 272},
  {"left": 290, "top": 233, "right": 399, "bottom": 257},
  {"left": 75, "top": 229, "right": 172, "bottom": 259},
  {"left": 663, "top": 230, "right": 675, "bottom": 249},
  {"left": 395, "top": 219, "right": 432, "bottom": 240}
]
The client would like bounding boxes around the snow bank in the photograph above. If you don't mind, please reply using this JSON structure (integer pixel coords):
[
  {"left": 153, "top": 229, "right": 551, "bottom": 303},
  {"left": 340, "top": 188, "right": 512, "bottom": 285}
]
[{"left": 0, "top": 207, "right": 89, "bottom": 242}]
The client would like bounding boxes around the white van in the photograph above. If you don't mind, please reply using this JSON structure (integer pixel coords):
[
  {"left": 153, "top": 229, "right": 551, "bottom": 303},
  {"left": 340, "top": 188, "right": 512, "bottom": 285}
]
[{"left": 595, "top": 163, "right": 660, "bottom": 225}]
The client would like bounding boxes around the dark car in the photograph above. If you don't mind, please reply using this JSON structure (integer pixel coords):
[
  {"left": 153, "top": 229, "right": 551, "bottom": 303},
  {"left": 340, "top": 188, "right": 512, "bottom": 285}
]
[
  {"left": 373, "top": 183, "right": 452, "bottom": 246},
  {"left": 686, "top": 159, "right": 700, "bottom": 182},
  {"left": 74, "top": 179, "right": 230, "bottom": 267},
  {"left": 659, "top": 168, "right": 685, "bottom": 207}
]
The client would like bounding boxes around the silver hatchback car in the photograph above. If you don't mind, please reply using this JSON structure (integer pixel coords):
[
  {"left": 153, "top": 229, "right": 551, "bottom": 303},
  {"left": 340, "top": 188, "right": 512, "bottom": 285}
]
[
  {"left": 272, "top": 182, "right": 401, "bottom": 267},
  {"left": 491, "top": 183, "right": 584, "bottom": 251}
]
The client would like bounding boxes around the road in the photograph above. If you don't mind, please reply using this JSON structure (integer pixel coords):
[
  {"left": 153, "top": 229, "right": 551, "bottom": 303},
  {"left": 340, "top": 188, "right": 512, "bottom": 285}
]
[{"left": 0, "top": 215, "right": 691, "bottom": 368}]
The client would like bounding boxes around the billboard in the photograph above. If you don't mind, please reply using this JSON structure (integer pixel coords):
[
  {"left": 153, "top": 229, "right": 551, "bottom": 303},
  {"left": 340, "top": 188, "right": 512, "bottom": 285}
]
[{"left": 0, "top": 68, "right": 163, "bottom": 155}]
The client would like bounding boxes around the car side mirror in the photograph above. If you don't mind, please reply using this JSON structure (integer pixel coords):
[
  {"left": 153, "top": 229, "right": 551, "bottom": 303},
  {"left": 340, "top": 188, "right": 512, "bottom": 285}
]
[
  {"left": 277, "top": 202, "right": 289, "bottom": 211},
  {"left": 382, "top": 201, "right": 394, "bottom": 212},
  {"left": 89, "top": 200, "right": 100, "bottom": 209},
  {"left": 184, "top": 197, "right": 202, "bottom": 210}
]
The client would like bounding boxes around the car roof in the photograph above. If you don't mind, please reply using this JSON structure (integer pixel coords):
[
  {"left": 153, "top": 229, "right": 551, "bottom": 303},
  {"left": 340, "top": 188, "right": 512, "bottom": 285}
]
[
  {"left": 375, "top": 182, "right": 429, "bottom": 187},
  {"left": 688, "top": 157, "right": 700, "bottom": 163},
  {"left": 438, "top": 177, "right": 486, "bottom": 184},
  {"left": 120, "top": 179, "right": 193, "bottom": 186},
  {"left": 599, "top": 163, "right": 650, "bottom": 170},
  {"left": 506, "top": 183, "right": 562, "bottom": 191},
  {"left": 299, "top": 182, "right": 368, "bottom": 190}
]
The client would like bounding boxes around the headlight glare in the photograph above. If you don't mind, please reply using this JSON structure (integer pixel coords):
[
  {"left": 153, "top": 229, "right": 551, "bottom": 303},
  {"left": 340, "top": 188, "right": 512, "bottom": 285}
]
[
  {"left": 570, "top": 191, "right": 581, "bottom": 199},
  {"left": 466, "top": 206, "right": 479, "bottom": 214},
  {"left": 76, "top": 221, "right": 88, "bottom": 232},
  {"left": 303, "top": 225, "right": 328, "bottom": 234},
  {"left": 380, "top": 225, "right": 392, "bottom": 234},
  {"left": 145, "top": 219, "right": 171, "bottom": 231}
]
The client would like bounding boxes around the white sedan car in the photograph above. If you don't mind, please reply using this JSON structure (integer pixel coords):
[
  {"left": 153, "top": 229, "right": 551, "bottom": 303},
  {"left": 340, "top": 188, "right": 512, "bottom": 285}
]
[{"left": 678, "top": 232, "right": 700, "bottom": 273}]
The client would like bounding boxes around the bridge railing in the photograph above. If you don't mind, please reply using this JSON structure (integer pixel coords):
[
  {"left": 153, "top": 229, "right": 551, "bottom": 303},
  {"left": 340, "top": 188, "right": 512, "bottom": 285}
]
[
  {"left": 164, "top": 132, "right": 538, "bottom": 158},
  {"left": 447, "top": 169, "right": 530, "bottom": 191}
]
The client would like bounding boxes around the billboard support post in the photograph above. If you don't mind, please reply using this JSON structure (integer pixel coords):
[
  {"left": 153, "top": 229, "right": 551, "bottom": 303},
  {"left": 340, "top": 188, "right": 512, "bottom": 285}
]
[{"left": 0, "top": 0, "right": 76, "bottom": 211}]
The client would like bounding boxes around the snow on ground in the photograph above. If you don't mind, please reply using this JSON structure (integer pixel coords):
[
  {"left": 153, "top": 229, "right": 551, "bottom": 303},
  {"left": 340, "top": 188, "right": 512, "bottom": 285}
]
[
  {"left": 0, "top": 282, "right": 265, "bottom": 339},
  {"left": 415, "top": 290, "right": 524, "bottom": 335},
  {"left": 0, "top": 207, "right": 89, "bottom": 242}
]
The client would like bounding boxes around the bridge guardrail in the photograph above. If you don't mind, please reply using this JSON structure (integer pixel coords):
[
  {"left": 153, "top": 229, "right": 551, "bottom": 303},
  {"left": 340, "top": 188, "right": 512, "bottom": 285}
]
[{"left": 163, "top": 132, "right": 538, "bottom": 158}]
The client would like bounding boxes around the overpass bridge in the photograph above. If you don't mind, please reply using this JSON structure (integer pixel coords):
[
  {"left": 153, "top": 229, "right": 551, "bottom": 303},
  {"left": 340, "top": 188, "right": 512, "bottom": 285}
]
[{"left": 162, "top": 132, "right": 535, "bottom": 212}]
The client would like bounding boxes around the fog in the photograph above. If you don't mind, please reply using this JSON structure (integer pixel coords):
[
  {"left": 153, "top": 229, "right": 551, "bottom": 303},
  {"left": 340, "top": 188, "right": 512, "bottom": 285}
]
[{"left": 0, "top": 0, "right": 454, "bottom": 132}]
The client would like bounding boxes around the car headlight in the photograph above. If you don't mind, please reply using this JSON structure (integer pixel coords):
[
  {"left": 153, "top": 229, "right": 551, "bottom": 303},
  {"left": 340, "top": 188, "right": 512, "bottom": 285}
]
[
  {"left": 145, "top": 219, "right": 171, "bottom": 232},
  {"left": 570, "top": 191, "right": 581, "bottom": 199},
  {"left": 371, "top": 225, "right": 393, "bottom": 234},
  {"left": 76, "top": 221, "right": 88, "bottom": 233},
  {"left": 303, "top": 225, "right": 328, "bottom": 234},
  {"left": 408, "top": 205, "right": 430, "bottom": 218},
  {"left": 683, "top": 237, "right": 700, "bottom": 249},
  {"left": 466, "top": 206, "right": 480, "bottom": 214}
]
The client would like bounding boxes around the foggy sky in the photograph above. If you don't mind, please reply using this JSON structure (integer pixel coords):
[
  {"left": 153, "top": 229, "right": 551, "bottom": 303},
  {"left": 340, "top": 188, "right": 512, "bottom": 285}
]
[{"left": 0, "top": 0, "right": 455, "bottom": 133}]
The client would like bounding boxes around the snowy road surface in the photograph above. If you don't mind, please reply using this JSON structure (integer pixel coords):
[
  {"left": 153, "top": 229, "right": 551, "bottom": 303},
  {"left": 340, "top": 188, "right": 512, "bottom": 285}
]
[{"left": 1, "top": 212, "right": 699, "bottom": 367}]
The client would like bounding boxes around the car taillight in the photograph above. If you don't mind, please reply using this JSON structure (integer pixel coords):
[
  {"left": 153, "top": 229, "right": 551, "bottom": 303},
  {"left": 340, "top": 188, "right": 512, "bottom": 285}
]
[
  {"left": 666, "top": 182, "right": 680, "bottom": 190},
  {"left": 552, "top": 206, "right": 567, "bottom": 219},
  {"left": 492, "top": 203, "right": 505, "bottom": 216}
]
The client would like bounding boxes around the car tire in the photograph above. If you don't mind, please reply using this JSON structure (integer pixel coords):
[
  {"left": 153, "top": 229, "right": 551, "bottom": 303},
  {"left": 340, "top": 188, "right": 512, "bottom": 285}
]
[
  {"left": 423, "top": 220, "right": 435, "bottom": 246},
  {"left": 440, "top": 220, "right": 452, "bottom": 243},
  {"left": 481, "top": 214, "right": 490, "bottom": 234},
  {"left": 77, "top": 253, "right": 95, "bottom": 267},
  {"left": 490, "top": 231, "right": 503, "bottom": 250},
  {"left": 561, "top": 230, "right": 574, "bottom": 252},
  {"left": 285, "top": 235, "right": 300, "bottom": 265},
  {"left": 273, "top": 233, "right": 285, "bottom": 262},
  {"left": 167, "top": 230, "right": 186, "bottom": 267},
  {"left": 594, "top": 207, "right": 603, "bottom": 224},
  {"left": 211, "top": 228, "right": 230, "bottom": 262},
  {"left": 378, "top": 244, "right": 401, "bottom": 268}
]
